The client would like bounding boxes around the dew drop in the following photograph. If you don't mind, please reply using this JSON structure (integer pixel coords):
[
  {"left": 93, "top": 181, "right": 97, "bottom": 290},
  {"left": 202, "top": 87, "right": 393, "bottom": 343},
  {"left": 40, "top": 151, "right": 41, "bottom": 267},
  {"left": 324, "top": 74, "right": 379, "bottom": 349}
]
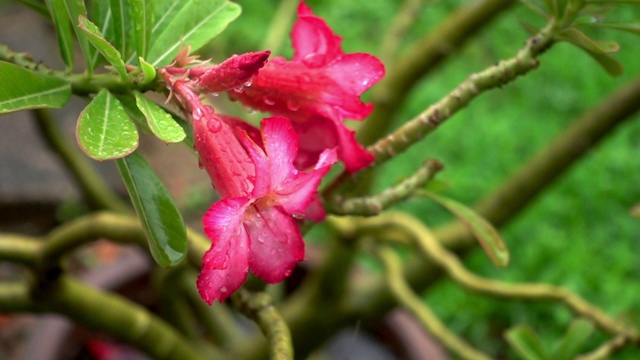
[
  {"left": 220, "top": 286, "right": 228, "bottom": 293},
  {"left": 263, "top": 96, "right": 275, "bottom": 106},
  {"left": 207, "top": 119, "right": 221, "bottom": 133},
  {"left": 193, "top": 107, "right": 204, "bottom": 121},
  {"left": 244, "top": 80, "right": 253, "bottom": 87},
  {"left": 233, "top": 86, "right": 244, "bottom": 94},
  {"left": 292, "top": 213, "right": 305, "bottom": 220},
  {"left": 286, "top": 100, "right": 300, "bottom": 112},
  {"left": 284, "top": 269, "right": 292, "bottom": 277},
  {"left": 211, "top": 92, "right": 220, "bottom": 97},
  {"left": 197, "top": 160, "right": 204, "bottom": 170},
  {"left": 302, "top": 53, "right": 325, "bottom": 67}
]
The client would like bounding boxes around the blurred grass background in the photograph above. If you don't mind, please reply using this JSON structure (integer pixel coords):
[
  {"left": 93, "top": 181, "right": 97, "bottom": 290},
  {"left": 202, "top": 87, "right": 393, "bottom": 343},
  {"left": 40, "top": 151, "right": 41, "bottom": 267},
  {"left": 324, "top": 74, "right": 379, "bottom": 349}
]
[{"left": 221, "top": 0, "right": 640, "bottom": 357}]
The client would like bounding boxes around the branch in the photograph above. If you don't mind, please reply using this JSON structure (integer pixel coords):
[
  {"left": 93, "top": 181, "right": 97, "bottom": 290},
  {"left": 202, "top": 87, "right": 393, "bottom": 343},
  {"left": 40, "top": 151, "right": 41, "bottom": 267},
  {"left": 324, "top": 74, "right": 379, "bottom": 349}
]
[
  {"left": 377, "top": 246, "right": 492, "bottom": 360},
  {"left": 327, "top": 159, "right": 443, "bottom": 216},
  {"left": 232, "top": 290, "right": 294, "bottom": 360},
  {"left": 36, "top": 275, "right": 212, "bottom": 360},
  {"left": 0, "top": 45, "right": 159, "bottom": 95},
  {"left": 366, "top": 212, "right": 637, "bottom": 338},
  {"left": 0, "top": 233, "right": 40, "bottom": 267},
  {"left": 358, "top": 0, "right": 516, "bottom": 146},
  {"left": 576, "top": 334, "right": 639, "bottom": 360},
  {"left": 368, "top": 20, "right": 555, "bottom": 165},
  {"left": 32, "top": 109, "right": 131, "bottom": 214},
  {"left": 0, "top": 281, "right": 34, "bottom": 312}
]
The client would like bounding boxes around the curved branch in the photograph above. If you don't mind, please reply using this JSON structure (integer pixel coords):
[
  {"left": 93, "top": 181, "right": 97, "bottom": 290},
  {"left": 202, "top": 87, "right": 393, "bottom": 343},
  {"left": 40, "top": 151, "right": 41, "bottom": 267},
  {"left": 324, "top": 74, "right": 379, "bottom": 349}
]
[
  {"left": 377, "top": 246, "right": 492, "bottom": 360},
  {"left": 367, "top": 213, "right": 637, "bottom": 338},
  {"left": 233, "top": 290, "right": 294, "bottom": 360}
]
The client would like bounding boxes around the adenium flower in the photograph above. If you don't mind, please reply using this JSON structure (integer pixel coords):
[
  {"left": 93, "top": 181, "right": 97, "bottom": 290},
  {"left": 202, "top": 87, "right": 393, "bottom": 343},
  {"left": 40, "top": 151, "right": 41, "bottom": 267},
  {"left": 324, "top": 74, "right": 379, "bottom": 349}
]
[
  {"left": 167, "top": 76, "right": 337, "bottom": 304},
  {"left": 228, "top": 1, "right": 385, "bottom": 173}
]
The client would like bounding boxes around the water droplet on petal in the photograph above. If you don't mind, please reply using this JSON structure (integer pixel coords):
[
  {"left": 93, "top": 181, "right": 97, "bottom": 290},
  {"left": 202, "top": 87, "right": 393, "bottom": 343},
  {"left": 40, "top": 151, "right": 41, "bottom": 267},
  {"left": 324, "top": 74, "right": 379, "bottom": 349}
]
[
  {"left": 361, "top": 79, "right": 370, "bottom": 87},
  {"left": 207, "top": 119, "right": 221, "bottom": 133},
  {"left": 284, "top": 269, "right": 292, "bottom": 277},
  {"left": 302, "top": 53, "right": 325, "bottom": 67},
  {"left": 211, "top": 92, "right": 220, "bottom": 97},
  {"left": 286, "top": 100, "right": 300, "bottom": 111},
  {"left": 193, "top": 107, "right": 204, "bottom": 121},
  {"left": 198, "top": 160, "right": 204, "bottom": 170},
  {"left": 244, "top": 80, "right": 253, "bottom": 87},
  {"left": 292, "top": 213, "right": 305, "bottom": 220},
  {"left": 220, "top": 286, "right": 228, "bottom": 293},
  {"left": 233, "top": 86, "right": 244, "bottom": 94},
  {"left": 263, "top": 96, "right": 275, "bottom": 106}
]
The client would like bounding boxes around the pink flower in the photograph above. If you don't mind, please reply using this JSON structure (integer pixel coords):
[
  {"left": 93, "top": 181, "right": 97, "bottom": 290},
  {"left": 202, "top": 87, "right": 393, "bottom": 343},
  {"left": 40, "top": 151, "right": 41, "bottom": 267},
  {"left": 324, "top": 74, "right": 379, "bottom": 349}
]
[
  {"left": 229, "top": 1, "right": 384, "bottom": 173},
  {"left": 190, "top": 104, "right": 336, "bottom": 304}
]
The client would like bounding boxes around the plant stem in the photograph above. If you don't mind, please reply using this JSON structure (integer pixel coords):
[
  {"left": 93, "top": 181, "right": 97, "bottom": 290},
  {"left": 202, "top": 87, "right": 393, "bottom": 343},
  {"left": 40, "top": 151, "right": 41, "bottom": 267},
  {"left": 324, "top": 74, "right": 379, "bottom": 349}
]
[
  {"left": 37, "top": 275, "right": 212, "bottom": 360},
  {"left": 0, "top": 234, "right": 40, "bottom": 267},
  {"left": 260, "top": 0, "right": 299, "bottom": 54},
  {"left": 0, "top": 282, "right": 34, "bottom": 312},
  {"left": 377, "top": 246, "right": 492, "bottom": 360},
  {"left": 233, "top": 290, "right": 294, "bottom": 360},
  {"left": 327, "top": 159, "right": 442, "bottom": 216},
  {"left": 378, "top": 0, "right": 426, "bottom": 65},
  {"left": 367, "top": 212, "right": 637, "bottom": 338}
]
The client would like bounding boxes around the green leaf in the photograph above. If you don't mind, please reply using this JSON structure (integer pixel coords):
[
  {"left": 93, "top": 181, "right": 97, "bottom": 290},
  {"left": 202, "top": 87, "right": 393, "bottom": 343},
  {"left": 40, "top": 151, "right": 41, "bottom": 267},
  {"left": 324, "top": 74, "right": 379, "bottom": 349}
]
[
  {"left": 147, "top": 0, "right": 241, "bottom": 67},
  {"left": 131, "top": 0, "right": 154, "bottom": 60},
  {"left": 134, "top": 92, "right": 186, "bottom": 143},
  {"left": 76, "top": 89, "right": 139, "bottom": 160},
  {"left": 422, "top": 191, "right": 510, "bottom": 267},
  {"left": 0, "top": 61, "right": 71, "bottom": 114},
  {"left": 138, "top": 57, "right": 157, "bottom": 85},
  {"left": 62, "top": 0, "right": 95, "bottom": 73},
  {"left": 505, "top": 326, "right": 549, "bottom": 360},
  {"left": 551, "top": 319, "right": 594, "bottom": 360},
  {"left": 45, "top": 0, "right": 75, "bottom": 70},
  {"left": 557, "top": 27, "right": 620, "bottom": 53},
  {"left": 116, "top": 151, "right": 188, "bottom": 267},
  {"left": 108, "top": 0, "right": 130, "bottom": 57},
  {"left": 557, "top": 27, "right": 624, "bottom": 76},
  {"left": 78, "top": 15, "right": 129, "bottom": 81}
]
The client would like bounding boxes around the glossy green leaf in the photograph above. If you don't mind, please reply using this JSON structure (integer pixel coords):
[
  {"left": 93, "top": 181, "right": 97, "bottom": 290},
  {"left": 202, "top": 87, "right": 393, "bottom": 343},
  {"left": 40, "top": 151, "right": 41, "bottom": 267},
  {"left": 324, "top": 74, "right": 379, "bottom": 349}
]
[
  {"left": 62, "top": 0, "right": 95, "bottom": 73},
  {"left": 0, "top": 61, "right": 71, "bottom": 114},
  {"left": 116, "top": 151, "right": 188, "bottom": 267},
  {"left": 557, "top": 27, "right": 620, "bottom": 53},
  {"left": 45, "top": 0, "right": 75, "bottom": 70},
  {"left": 76, "top": 89, "right": 139, "bottom": 160},
  {"left": 422, "top": 191, "right": 510, "bottom": 267},
  {"left": 147, "top": 0, "right": 241, "bottom": 67},
  {"left": 557, "top": 27, "right": 624, "bottom": 76},
  {"left": 505, "top": 326, "right": 549, "bottom": 360},
  {"left": 551, "top": 319, "right": 594, "bottom": 360},
  {"left": 78, "top": 15, "right": 128, "bottom": 81},
  {"left": 134, "top": 92, "right": 186, "bottom": 143},
  {"left": 138, "top": 57, "right": 157, "bottom": 85},
  {"left": 108, "top": 0, "right": 129, "bottom": 57},
  {"left": 131, "top": 0, "right": 154, "bottom": 60}
]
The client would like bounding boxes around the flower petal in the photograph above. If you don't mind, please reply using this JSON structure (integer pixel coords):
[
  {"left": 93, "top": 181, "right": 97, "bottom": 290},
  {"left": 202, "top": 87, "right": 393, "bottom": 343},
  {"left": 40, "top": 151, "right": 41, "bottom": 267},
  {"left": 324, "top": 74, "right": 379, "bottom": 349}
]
[
  {"left": 196, "top": 51, "right": 270, "bottom": 93},
  {"left": 197, "top": 197, "right": 251, "bottom": 304},
  {"left": 261, "top": 117, "right": 299, "bottom": 187},
  {"left": 276, "top": 147, "right": 337, "bottom": 217},
  {"left": 325, "top": 53, "right": 385, "bottom": 95},
  {"left": 245, "top": 205, "right": 304, "bottom": 283},
  {"left": 292, "top": 2, "right": 342, "bottom": 66}
]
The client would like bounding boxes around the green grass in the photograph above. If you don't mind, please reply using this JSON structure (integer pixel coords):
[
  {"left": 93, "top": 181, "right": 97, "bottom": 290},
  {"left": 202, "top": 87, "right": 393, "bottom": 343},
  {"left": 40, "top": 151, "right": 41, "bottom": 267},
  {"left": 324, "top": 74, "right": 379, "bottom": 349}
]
[{"left": 221, "top": 1, "right": 640, "bottom": 358}]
